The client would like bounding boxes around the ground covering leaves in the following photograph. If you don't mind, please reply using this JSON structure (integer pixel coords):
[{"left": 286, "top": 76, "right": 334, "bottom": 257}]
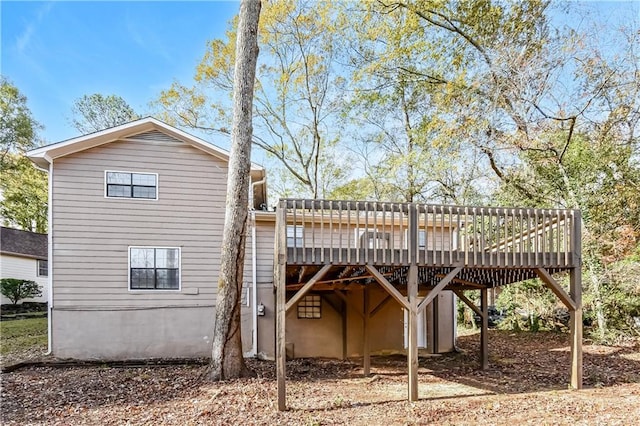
[{"left": 1, "top": 330, "right": 639, "bottom": 425}]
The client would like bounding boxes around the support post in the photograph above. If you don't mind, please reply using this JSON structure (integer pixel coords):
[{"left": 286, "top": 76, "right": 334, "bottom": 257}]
[
  {"left": 480, "top": 287, "right": 489, "bottom": 370},
  {"left": 363, "top": 285, "right": 371, "bottom": 376},
  {"left": 342, "top": 298, "right": 348, "bottom": 360},
  {"left": 570, "top": 210, "right": 583, "bottom": 389},
  {"left": 275, "top": 201, "right": 287, "bottom": 411},
  {"left": 432, "top": 296, "right": 439, "bottom": 354},
  {"left": 408, "top": 263, "right": 419, "bottom": 401}
]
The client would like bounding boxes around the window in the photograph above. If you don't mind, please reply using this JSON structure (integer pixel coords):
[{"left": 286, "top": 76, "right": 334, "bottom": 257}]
[
  {"left": 418, "top": 230, "right": 426, "bottom": 250},
  {"left": 297, "top": 294, "right": 321, "bottom": 319},
  {"left": 129, "top": 247, "right": 180, "bottom": 290},
  {"left": 106, "top": 171, "right": 157, "bottom": 199},
  {"left": 356, "top": 228, "right": 389, "bottom": 249},
  {"left": 37, "top": 260, "right": 48, "bottom": 277},
  {"left": 286, "top": 225, "right": 304, "bottom": 247}
]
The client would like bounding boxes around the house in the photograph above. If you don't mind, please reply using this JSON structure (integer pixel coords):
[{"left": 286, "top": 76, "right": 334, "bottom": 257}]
[
  {"left": 26, "top": 117, "right": 455, "bottom": 360},
  {"left": 27, "top": 117, "right": 584, "bottom": 407},
  {"left": 0, "top": 227, "right": 48, "bottom": 305}
]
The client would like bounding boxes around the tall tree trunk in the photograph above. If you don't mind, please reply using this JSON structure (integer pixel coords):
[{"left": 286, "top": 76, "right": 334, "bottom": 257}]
[{"left": 210, "top": 0, "right": 262, "bottom": 381}]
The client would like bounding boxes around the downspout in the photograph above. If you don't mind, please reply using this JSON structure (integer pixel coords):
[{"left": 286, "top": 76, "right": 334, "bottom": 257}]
[
  {"left": 250, "top": 210, "right": 258, "bottom": 357},
  {"left": 249, "top": 177, "right": 266, "bottom": 357}
]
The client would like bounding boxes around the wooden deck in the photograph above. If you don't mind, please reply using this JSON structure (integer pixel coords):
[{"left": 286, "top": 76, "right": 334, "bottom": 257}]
[
  {"left": 274, "top": 199, "right": 583, "bottom": 410},
  {"left": 279, "top": 199, "right": 578, "bottom": 290}
]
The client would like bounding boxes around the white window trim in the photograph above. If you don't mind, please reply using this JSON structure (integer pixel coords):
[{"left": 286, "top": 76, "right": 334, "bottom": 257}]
[
  {"left": 104, "top": 170, "right": 159, "bottom": 201},
  {"left": 286, "top": 225, "right": 304, "bottom": 248},
  {"left": 37, "top": 259, "right": 48, "bottom": 277},
  {"left": 128, "top": 246, "right": 182, "bottom": 292}
]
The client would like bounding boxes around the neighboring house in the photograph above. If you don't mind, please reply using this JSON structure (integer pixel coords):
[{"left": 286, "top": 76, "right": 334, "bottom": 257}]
[
  {"left": 25, "top": 117, "right": 456, "bottom": 360},
  {"left": 0, "top": 227, "right": 48, "bottom": 304}
]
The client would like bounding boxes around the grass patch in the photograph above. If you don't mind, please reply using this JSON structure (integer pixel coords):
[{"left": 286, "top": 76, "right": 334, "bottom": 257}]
[{"left": 0, "top": 317, "right": 47, "bottom": 355}]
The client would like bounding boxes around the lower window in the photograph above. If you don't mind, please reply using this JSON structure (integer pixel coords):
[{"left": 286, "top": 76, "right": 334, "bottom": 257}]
[
  {"left": 129, "top": 247, "right": 180, "bottom": 290},
  {"left": 297, "top": 294, "right": 321, "bottom": 319}
]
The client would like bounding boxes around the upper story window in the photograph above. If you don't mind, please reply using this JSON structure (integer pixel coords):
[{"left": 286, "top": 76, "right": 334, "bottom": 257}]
[
  {"left": 37, "top": 260, "right": 48, "bottom": 277},
  {"left": 129, "top": 247, "right": 180, "bottom": 290},
  {"left": 106, "top": 171, "right": 157, "bottom": 200}
]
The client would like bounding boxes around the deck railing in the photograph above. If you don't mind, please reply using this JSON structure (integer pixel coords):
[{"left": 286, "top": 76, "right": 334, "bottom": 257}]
[{"left": 276, "top": 199, "right": 579, "bottom": 269}]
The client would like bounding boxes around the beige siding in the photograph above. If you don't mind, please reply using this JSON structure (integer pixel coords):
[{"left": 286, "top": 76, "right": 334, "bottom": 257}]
[
  {"left": 287, "top": 221, "right": 452, "bottom": 251},
  {"left": 52, "top": 138, "right": 228, "bottom": 308},
  {"left": 244, "top": 218, "right": 276, "bottom": 287}
]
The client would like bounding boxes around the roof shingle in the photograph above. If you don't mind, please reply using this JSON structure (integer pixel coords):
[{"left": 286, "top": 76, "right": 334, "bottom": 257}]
[{"left": 0, "top": 227, "right": 47, "bottom": 259}]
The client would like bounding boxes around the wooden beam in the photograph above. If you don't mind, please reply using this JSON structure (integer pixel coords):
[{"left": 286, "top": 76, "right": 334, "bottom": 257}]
[
  {"left": 452, "top": 289, "right": 482, "bottom": 317},
  {"left": 418, "top": 267, "right": 462, "bottom": 311},
  {"left": 286, "top": 271, "right": 393, "bottom": 289},
  {"left": 535, "top": 268, "right": 577, "bottom": 311},
  {"left": 435, "top": 274, "right": 485, "bottom": 289},
  {"left": 298, "top": 265, "right": 308, "bottom": 283},
  {"left": 275, "top": 200, "right": 287, "bottom": 411},
  {"left": 365, "top": 264, "right": 410, "bottom": 310},
  {"left": 320, "top": 294, "right": 341, "bottom": 314},
  {"left": 407, "top": 264, "right": 418, "bottom": 400},
  {"left": 334, "top": 289, "right": 364, "bottom": 319},
  {"left": 570, "top": 209, "right": 583, "bottom": 390},
  {"left": 285, "top": 264, "right": 332, "bottom": 313},
  {"left": 480, "top": 287, "right": 489, "bottom": 370},
  {"left": 363, "top": 285, "right": 371, "bottom": 376},
  {"left": 370, "top": 294, "right": 392, "bottom": 317}
]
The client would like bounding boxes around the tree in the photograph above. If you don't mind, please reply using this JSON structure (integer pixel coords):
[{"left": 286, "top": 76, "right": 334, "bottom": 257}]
[
  {"left": 70, "top": 94, "right": 138, "bottom": 134},
  {"left": 155, "top": 0, "right": 350, "bottom": 199},
  {"left": 0, "top": 79, "right": 47, "bottom": 232},
  {"left": 0, "top": 278, "right": 42, "bottom": 305},
  {"left": 0, "top": 154, "right": 48, "bottom": 233},
  {"left": 210, "top": 0, "right": 261, "bottom": 380},
  {"left": 1, "top": 77, "right": 41, "bottom": 170},
  {"left": 361, "top": 1, "right": 639, "bottom": 339}
]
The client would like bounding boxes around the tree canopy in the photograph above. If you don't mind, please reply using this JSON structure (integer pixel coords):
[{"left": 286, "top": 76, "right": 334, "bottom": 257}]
[{"left": 70, "top": 93, "right": 139, "bottom": 134}]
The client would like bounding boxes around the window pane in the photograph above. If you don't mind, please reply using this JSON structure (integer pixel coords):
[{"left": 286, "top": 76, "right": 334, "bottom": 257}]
[
  {"left": 107, "top": 185, "right": 131, "bottom": 197},
  {"left": 286, "top": 225, "right": 303, "bottom": 247},
  {"left": 156, "top": 269, "right": 179, "bottom": 289},
  {"left": 107, "top": 172, "right": 131, "bottom": 185},
  {"left": 155, "top": 249, "right": 178, "bottom": 268},
  {"left": 130, "top": 248, "right": 155, "bottom": 268},
  {"left": 132, "top": 173, "right": 156, "bottom": 186},
  {"left": 131, "top": 268, "right": 155, "bottom": 289},
  {"left": 133, "top": 186, "right": 156, "bottom": 199},
  {"left": 418, "top": 230, "right": 426, "bottom": 248},
  {"left": 38, "top": 260, "right": 48, "bottom": 277}
]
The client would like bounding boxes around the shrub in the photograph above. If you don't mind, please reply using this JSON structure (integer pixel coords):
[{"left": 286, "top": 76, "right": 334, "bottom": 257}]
[{"left": 0, "top": 278, "right": 42, "bottom": 305}]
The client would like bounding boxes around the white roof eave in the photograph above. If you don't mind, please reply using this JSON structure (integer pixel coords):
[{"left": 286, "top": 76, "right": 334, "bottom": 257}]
[{"left": 25, "top": 117, "right": 265, "bottom": 173}]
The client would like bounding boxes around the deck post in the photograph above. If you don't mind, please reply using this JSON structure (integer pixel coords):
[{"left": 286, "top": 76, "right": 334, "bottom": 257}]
[
  {"left": 275, "top": 200, "right": 287, "bottom": 411},
  {"left": 570, "top": 210, "right": 583, "bottom": 389},
  {"left": 363, "top": 285, "right": 371, "bottom": 376},
  {"left": 342, "top": 298, "right": 348, "bottom": 360},
  {"left": 480, "top": 287, "right": 489, "bottom": 370},
  {"left": 408, "top": 264, "right": 419, "bottom": 401},
  {"left": 408, "top": 203, "right": 419, "bottom": 402}
]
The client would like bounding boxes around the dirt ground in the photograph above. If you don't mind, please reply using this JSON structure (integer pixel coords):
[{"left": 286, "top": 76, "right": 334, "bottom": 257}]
[{"left": 2, "top": 330, "right": 640, "bottom": 425}]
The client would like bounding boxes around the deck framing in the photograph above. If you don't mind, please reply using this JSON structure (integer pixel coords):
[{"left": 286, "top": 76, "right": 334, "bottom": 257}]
[{"left": 275, "top": 199, "right": 582, "bottom": 411}]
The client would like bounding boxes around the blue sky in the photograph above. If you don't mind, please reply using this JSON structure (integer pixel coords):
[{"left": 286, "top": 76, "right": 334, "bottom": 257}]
[
  {"left": 1, "top": 1, "right": 238, "bottom": 144},
  {"left": 2, "top": 1, "right": 638, "bottom": 148}
]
